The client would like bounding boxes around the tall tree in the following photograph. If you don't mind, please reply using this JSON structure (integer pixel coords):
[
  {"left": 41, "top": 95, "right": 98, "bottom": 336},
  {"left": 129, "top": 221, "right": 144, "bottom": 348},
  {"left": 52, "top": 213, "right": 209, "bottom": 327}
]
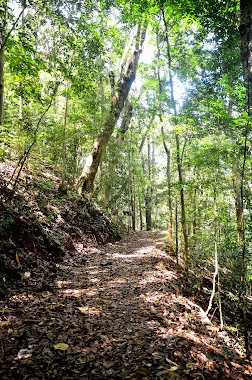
[
  {"left": 77, "top": 20, "right": 147, "bottom": 196},
  {"left": 161, "top": 6, "right": 188, "bottom": 274},
  {"left": 238, "top": 0, "right": 252, "bottom": 356},
  {"left": 156, "top": 27, "right": 174, "bottom": 253}
]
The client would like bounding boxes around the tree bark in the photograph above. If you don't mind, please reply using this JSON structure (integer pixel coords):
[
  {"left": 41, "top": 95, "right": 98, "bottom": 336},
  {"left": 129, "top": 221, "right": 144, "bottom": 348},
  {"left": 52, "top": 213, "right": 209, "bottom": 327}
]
[
  {"left": 175, "top": 197, "right": 179, "bottom": 275},
  {"left": 77, "top": 21, "right": 147, "bottom": 196},
  {"left": 0, "top": 38, "right": 4, "bottom": 126},
  {"left": 58, "top": 82, "right": 70, "bottom": 193},
  {"left": 139, "top": 196, "right": 143, "bottom": 230},
  {"left": 103, "top": 100, "right": 133, "bottom": 204},
  {"left": 238, "top": 0, "right": 251, "bottom": 357},
  {"left": 130, "top": 185, "right": 136, "bottom": 230},
  {"left": 161, "top": 7, "right": 188, "bottom": 274},
  {"left": 161, "top": 124, "right": 173, "bottom": 250},
  {"left": 156, "top": 30, "right": 174, "bottom": 253},
  {"left": 205, "top": 188, "right": 223, "bottom": 329},
  {"left": 145, "top": 142, "right": 152, "bottom": 231},
  {"left": 240, "top": 0, "right": 252, "bottom": 111}
]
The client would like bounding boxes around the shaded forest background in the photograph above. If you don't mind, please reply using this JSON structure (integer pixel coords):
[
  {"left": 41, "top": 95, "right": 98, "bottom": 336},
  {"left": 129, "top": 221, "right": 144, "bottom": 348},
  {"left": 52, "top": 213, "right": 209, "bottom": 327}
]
[{"left": 0, "top": 0, "right": 252, "bottom": 357}]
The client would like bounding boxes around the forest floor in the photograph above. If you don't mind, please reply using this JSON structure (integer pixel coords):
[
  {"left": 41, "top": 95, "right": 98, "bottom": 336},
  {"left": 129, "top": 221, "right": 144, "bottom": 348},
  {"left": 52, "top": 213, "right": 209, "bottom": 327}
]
[{"left": 1, "top": 230, "right": 252, "bottom": 380}]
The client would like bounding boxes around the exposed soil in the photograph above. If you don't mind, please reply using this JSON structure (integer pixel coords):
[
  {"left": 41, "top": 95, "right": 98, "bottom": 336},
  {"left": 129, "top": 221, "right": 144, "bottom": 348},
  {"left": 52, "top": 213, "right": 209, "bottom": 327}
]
[{"left": 1, "top": 231, "right": 252, "bottom": 379}]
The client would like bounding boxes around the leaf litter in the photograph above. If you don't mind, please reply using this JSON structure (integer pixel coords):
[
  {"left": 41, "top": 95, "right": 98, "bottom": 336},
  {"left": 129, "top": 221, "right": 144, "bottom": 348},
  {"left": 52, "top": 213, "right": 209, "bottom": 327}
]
[{"left": 1, "top": 230, "right": 252, "bottom": 379}]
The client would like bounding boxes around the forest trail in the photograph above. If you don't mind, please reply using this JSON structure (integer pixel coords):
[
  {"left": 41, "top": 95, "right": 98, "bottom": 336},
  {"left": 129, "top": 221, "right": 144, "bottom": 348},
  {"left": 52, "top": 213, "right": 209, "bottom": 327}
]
[{"left": 1, "top": 231, "right": 252, "bottom": 379}]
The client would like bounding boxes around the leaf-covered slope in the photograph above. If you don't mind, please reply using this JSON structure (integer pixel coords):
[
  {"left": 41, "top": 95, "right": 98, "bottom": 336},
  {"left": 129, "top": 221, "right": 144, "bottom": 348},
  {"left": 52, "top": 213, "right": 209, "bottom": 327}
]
[{"left": 0, "top": 161, "right": 122, "bottom": 292}]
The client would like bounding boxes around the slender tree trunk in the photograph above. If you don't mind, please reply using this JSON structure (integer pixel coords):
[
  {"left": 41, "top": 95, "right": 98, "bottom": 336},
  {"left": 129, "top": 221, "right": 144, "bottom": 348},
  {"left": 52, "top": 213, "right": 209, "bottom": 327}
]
[
  {"left": 100, "top": 58, "right": 105, "bottom": 114},
  {"left": 239, "top": 0, "right": 251, "bottom": 356},
  {"left": 156, "top": 28, "right": 174, "bottom": 252},
  {"left": 145, "top": 193, "right": 152, "bottom": 230},
  {"left": 10, "top": 84, "right": 59, "bottom": 189},
  {"left": 162, "top": 127, "right": 173, "bottom": 251},
  {"left": 176, "top": 134, "right": 188, "bottom": 273},
  {"left": 205, "top": 188, "right": 223, "bottom": 329},
  {"left": 175, "top": 197, "right": 179, "bottom": 275},
  {"left": 59, "top": 82, "right": 70, "bottom": 193},
  {"left": 103, "top": 100, "right": 133, "bottom": 204},
  {"left": 77, "top": 22, "right": 147, "bottom": 196},
  {"left": 192, "top": 189, "right": 197, "bottom": 235},
  {"left": 131, "top": 186, "right": 136, "bottom": 230},
  {"left": 161, "top": 8, "right": 188, "bottom": 274},
  {"left": 0, "top": 39, "right": 4, "bottom": 126},
  {"left": 139, "top": 196, "right": 143, "bottom": 230},
  {"left": 240, "top": 0, "right": 252, "bottom": 110},
  {"left": 19, "top": 90, "right": 23, "bottom": 122},
  {"left": 145, "top": 142, "right": 152, "bottom": 231},
  {"left": 107, "top": 114, "right": 153, "bottom": 212}
]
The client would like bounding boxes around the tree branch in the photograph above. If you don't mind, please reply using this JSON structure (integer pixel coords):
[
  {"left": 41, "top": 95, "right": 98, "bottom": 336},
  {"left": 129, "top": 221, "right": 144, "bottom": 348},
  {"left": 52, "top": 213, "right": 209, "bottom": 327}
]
[{"left": 2, "top": 7, "right": 27, "bottom": 49}]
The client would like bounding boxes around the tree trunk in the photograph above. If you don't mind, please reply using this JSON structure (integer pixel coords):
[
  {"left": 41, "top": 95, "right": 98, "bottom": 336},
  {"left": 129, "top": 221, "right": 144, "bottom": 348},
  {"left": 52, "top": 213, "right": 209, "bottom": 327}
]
[
  {"left": 107, "top": 114, "right": 153, "bottom": 210},
  {"left": 131, "top": 185, "right": 136, "bottom": 230},
  {"left": 175, "top": 197, "right": 179, "bottom": 275},
  {"left": 139, "top": 196, "right": 143, "bottom": 230},
  {"left": 239, "top": 0, "right": 251, "bottom": 357},
  {"left": 59, "top": 82, "right": 70, "bottom": 193},
  {"left": 176, "top": 133, "right": 188, "bottom": 273},
  {"left": 205, "top": 188, "right": 223, "bottom": 329},
  {"left": 145, "top": 142, "right": 152, "bottom": 231},
  {"left": 103, "top": 100, "right": 133, "bottom": 204},
  {"left": 240, "top": 0, "right": 252, "bottom": 111},
  {"left": 192, "top": 188, "right": 197, "bottom": 235},
  {"left": 160, "top": 125, "right": 173, "bottom": 250},
  {"left": 156, "top": 33, "right": 174, "bottom": 251},
  {"left": 161, "top": 7, "right": 188, "bottom": 274},
  {"left": 77, "top": 21, "right": 147, "bottom": 196},
  {"left": 0, "top": 39, "right": 4, "bottom": 126},
  {"left": 145, "top": 193, "right": 152, "bottom": 230}
]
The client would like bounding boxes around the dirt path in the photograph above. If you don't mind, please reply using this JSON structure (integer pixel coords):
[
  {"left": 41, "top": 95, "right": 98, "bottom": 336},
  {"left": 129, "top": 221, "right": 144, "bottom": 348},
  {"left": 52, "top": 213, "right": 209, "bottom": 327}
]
[{"left": 1, "top": 231, "right": 251, "bottom": 379}]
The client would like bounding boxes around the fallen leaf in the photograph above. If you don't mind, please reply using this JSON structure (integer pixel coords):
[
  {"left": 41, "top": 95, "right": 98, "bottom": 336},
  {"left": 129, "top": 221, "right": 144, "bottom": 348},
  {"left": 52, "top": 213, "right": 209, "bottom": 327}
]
[
  {"left": 169, "top": 365, "right": 179, "bottom": 372},
  {"left": 17, "top": 348, "right": 33, "bottom": 359},
  {"left": 245, "top": 369, "right": 252, "bottom": 375},
  {"left": 16, "top": 252, "right": 21, "bottom": 267},
  {"left": 231, "top": 361, "right": 243, "bottom": 369},
  {"left": 156, "top": 365, "right": 179, "bottom": 376},
  {"left": 103, "top": 360, "right": 113, "bottom": 369},
  {"left": 54, "top": 343, "right": 69, "bottom": 351},
  {"left": 0, "top": 321, "right": 9, "bottom": 327}
]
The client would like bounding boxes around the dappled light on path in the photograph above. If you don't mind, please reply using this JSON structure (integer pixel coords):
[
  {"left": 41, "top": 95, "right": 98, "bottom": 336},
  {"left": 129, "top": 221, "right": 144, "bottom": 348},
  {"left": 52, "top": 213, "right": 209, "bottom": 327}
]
[{"left": 1, "top": 231, "right": 251, "bottom": 379}]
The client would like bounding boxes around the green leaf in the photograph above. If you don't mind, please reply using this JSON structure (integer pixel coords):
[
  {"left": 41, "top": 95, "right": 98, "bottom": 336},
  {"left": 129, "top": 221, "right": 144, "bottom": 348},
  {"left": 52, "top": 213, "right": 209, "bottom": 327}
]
[{"left": 54, "top": 343, "right": 69, "bottom": 351}]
